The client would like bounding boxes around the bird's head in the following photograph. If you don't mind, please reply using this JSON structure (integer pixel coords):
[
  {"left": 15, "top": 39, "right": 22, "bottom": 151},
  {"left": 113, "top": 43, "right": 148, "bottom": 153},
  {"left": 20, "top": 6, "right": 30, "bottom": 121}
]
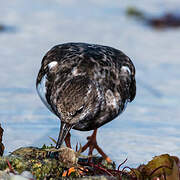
[{"left": 55, "top": 75, "right": 103, "bottom": 148}]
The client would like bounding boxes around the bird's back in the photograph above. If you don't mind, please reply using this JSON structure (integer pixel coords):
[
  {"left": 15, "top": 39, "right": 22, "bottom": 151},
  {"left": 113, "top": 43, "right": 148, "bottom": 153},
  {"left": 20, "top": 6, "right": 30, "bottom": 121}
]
[{"left": 36, "top": 42, "right": 136, "bottom": 131}]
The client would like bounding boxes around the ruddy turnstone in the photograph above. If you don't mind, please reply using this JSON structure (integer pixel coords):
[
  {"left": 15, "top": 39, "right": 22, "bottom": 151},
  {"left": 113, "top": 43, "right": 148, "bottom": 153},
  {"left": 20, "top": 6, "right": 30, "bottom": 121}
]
[{"left": 36, "top": 42, "right": 136, "bottom": 162}]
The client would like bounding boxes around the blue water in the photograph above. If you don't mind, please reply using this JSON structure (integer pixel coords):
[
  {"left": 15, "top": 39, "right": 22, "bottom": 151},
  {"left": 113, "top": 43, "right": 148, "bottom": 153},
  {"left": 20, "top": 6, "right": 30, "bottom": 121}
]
[{"left": 0, "top": 0, "right": 180, "bottom": 167}]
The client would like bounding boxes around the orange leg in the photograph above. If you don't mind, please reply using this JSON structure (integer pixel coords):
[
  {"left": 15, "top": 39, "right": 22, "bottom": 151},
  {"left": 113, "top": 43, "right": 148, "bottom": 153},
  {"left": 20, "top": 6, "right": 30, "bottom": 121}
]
[
  {"left": 65, "top": 132, "right": 71, "bottom": 148},
  {"left": 81, "top": 129, "right": 112, "bottom": 163}
]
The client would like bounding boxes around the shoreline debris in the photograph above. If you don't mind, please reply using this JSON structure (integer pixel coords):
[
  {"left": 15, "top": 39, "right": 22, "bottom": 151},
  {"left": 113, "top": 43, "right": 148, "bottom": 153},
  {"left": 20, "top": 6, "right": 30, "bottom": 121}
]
[
  {"left": 0, "top": 145, "right": 180, "bottom": 179},
  {"left": 126, "top": 6, "right": 180, "bottom": 29}
]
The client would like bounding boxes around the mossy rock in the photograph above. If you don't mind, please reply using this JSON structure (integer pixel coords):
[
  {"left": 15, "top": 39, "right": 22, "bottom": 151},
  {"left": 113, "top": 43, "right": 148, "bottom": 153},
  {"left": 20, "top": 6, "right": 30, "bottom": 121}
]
[{"left": 0, "top": 145, "right": 179, "bottom": 179}]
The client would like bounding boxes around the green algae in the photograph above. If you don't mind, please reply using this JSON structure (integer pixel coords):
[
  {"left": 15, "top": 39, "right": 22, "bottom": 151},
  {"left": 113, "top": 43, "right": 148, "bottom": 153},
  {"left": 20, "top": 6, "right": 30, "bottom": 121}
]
[
  {"left": 0, "top": 145, "right": 179, "bottom": 179},
  {"left": 0, "top": 146, "right": 77, "bottom": 179}
]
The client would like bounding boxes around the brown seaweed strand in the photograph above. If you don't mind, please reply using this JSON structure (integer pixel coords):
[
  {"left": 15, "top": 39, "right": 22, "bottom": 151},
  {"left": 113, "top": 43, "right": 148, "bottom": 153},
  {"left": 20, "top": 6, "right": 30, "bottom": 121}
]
[
  {"left": 79, "top": 161, "right": 114, "bottom": 176},
  {"left": 149, "top": 165, "right": 172, "bottom": 177},
  {"left": 90, "top": 162, "right": 114, "bottom": 176},
  {"left": 118, "top": 158, "right": 128, "bottom": 171},
  {"left": 6, "top": 159, "right": 16, "bottom": 174},
  {"left": 121, "top": 166, "right": 138, "bottom": 179},
  {"left": 163, "top": 170, "right": 167, "bottom": 180}
]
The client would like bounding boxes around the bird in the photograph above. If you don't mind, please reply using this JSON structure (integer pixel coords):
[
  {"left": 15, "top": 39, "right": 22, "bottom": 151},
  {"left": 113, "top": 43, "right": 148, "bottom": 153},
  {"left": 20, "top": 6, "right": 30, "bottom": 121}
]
[{"left": 36, "top": 42, "right": 136, "bottom": 162}]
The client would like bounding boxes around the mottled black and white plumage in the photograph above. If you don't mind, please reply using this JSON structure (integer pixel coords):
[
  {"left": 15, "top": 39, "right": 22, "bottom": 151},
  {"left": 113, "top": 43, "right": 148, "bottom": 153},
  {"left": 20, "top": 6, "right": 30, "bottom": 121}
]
[{"left": 36, "top": 42, "right": 136, "bottom": 148}]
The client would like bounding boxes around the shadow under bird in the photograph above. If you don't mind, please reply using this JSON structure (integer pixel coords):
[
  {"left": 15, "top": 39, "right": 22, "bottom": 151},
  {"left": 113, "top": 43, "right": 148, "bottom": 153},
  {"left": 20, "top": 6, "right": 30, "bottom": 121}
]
[{"left": 36, "top": 42, "right": 136, "bottom": 162}]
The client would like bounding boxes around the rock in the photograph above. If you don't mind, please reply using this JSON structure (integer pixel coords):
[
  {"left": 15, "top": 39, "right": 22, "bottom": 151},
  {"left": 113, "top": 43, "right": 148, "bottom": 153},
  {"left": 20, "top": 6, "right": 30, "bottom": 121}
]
[
  {"left": 0, "top": 25, "right": 5, "bottom": 31},
  {"left": 20, "top": 171, "right": 34, "bottom": 179},
  {"left": 9, "top": 174, "right": 30, "bottom": 180},
  {"left": 149, "top": 13, "right": 180, "bottom": 28},
  {"left": 1, "top": 144, "right": 180, "bottom": 179},
  {"left": 58, "top": 147, "right": 78, "bottom": 168},
  {"left": 130, "top": 154, "right": 180, "bottom": 180},
  {"left": 126, "top": 6, "right": 180, "bottom": 29}
]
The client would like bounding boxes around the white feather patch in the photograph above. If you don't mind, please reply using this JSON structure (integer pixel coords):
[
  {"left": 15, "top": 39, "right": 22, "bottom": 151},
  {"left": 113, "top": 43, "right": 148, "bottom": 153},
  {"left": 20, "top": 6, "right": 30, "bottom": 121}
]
[
  {"left": 121, "top": 66, "right": 131, "bottom": 74},
  {"left": 37, "top": 74, "right": 53, "bottom": 112},
  {"left": 71, "top": 67, "right": 79, "bottom": 76},
  {"left": 105, "top": 89, "right": 118, "bottom": 112},
  {"left": 48, "top": 61, "right": 58, "bottom": 70}
]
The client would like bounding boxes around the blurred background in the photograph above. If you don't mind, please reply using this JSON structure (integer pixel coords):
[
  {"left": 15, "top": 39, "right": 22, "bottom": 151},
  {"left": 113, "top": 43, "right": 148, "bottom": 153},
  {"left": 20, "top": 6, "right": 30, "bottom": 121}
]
[{"left": 0, "top": 0, "right": 180, "bottom": 167}]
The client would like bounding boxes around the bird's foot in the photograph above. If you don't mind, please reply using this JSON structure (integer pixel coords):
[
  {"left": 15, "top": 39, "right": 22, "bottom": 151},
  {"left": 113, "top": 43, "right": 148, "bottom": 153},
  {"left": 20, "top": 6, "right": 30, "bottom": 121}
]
[{"left": 80, "top": 129, "right": 112, "bottom": 163}]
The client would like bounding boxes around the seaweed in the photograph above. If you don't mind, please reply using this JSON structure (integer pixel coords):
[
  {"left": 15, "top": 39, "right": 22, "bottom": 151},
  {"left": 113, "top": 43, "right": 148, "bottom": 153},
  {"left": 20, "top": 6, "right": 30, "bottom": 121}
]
[{"left": 0, "top": 126, "right": 180, "bottom": 179}]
